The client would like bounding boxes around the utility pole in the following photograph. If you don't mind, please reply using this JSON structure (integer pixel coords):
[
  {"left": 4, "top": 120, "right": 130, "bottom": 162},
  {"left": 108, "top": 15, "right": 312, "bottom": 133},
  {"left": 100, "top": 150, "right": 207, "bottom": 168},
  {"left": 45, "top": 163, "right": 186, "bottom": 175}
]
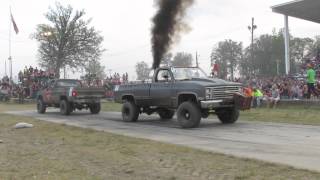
[
  {"left": 107, "top": 69, "right": 112, "bottom": 77},
  {"left": 5, "top": 60, "right": 7, "bottom": 76},
  {"left": 248, "top": 17, "right": 257, "bottom": 75},
  {"left": 63, "top": 66, "right": 66, "bottom": 79},
  {"left": 9, "top": 7, "right": 12, "bottom": 84},
  {"left": 195, "top": 52, "right": 199, "bottom": 67},
  {"left": 276, "top": 59, "right": 280, "bottom": 75}
]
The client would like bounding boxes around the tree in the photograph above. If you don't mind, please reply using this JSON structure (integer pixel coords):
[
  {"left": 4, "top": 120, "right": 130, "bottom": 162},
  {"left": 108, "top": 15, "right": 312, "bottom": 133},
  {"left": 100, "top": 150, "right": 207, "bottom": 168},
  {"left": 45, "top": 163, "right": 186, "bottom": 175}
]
[
  {"left": 160, "top": 53, "right": 173, "bottom": 67},
  {"left": 84, "top": 60, "right": 106, "bottom": 79},
  {"left": 271, "top": 31, "right": 286, "bottom": 75},
  {"left": 255, "top": 34, "right": 276, "bottom": 76},
  {"left": 172, "top": 52, "right": 193, "bottom": 67},
  {"left": 33, "top": 2, "right": 104, "bottom": 78},
  {"left": 308, "top": 36, "right": 320, "bottom": 58},
  {"left": 239, "top": 47, "right": 252, "bottom": 77},
  {"left": 290, "top": 37, "right": 313, "bottom": 73},
  {"left": 240, "top": 31, "right": 285, "bottom": 77},
  {"left": 135, "top": 61, "right": 150, "bottom": 81},
  {"left": 211, "top": 40, "right": 242, "bottom": 79}
]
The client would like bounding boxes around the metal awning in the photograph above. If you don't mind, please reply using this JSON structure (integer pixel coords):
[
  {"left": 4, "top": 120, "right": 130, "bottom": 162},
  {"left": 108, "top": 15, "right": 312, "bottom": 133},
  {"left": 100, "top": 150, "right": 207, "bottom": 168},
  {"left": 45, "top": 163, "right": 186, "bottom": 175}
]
[
  {"left": 272, "top": 0, "right": 320, "bottom": 23},
  {"left": 271, "top": 0, "right": 320, "bottom": 74}
]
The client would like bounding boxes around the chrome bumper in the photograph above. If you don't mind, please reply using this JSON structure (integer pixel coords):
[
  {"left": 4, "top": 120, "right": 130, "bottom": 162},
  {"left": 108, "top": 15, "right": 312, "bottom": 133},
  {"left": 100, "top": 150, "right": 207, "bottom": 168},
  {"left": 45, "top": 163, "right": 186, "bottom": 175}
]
[{"left": 200, "top": 100, "right": 233, "bottom": 109}]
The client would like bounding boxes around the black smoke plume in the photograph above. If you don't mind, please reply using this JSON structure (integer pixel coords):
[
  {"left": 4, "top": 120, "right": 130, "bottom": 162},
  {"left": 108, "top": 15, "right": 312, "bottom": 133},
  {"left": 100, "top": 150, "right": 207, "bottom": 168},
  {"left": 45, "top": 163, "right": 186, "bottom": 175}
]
[{"left": 151, "top": 0, "right": 194, "bottom": 69}]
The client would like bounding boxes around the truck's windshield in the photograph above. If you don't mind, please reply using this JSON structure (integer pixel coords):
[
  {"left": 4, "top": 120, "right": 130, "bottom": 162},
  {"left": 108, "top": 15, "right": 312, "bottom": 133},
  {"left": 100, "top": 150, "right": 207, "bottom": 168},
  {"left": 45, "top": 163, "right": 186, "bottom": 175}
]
[{"left": 171, "top": 67, "right": 208, "bottom": 80}]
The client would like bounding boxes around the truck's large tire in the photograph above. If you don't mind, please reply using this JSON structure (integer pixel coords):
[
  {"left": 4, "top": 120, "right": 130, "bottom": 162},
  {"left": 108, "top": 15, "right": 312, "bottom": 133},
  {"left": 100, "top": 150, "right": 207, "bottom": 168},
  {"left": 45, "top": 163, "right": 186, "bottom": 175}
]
[
  {"left": 216, "top": 107, "right": 239, "bottom": 124},
  {"left": 177, "top": 102, "right": 201, "bottom": 128},
  {"left": 122, "top": 101, "right": 139, "bottom": 122},
  {"left": 158, "top": 109, "right": 175, "bottom": 121},
  {"left": 60, "top": 100, "right": 72, "bottom": 115},
  {"left": 90, "top": 103, "right": 101, "bottom": 114},
  {"left": 37, "top": 98, "right": 46, "bottom": 114}
]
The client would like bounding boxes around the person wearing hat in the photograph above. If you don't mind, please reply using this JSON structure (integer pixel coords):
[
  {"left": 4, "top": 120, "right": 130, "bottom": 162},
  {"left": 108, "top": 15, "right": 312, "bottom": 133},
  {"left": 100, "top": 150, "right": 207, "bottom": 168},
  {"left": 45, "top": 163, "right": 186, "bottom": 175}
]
[{"left": 306, "top": 63, "right": 316, "bottom": 99}]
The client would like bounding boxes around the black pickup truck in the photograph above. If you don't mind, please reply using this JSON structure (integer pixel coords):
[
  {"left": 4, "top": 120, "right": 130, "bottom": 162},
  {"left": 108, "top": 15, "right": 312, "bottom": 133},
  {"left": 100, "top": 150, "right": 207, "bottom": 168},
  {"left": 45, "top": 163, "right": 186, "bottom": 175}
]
[
  {"left": 114, "top": 67, "right": 247, "bottom": 128},
  {"left": 37, "top": 79, "right": 105, "bottom": 115}
]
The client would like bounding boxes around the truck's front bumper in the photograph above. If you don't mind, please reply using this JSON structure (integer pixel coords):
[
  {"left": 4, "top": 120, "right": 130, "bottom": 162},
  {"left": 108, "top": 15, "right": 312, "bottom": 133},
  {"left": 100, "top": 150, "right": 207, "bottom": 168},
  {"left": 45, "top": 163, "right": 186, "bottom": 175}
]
[{"left": 200, "top": 100, "right": 234, "bottom": 109}]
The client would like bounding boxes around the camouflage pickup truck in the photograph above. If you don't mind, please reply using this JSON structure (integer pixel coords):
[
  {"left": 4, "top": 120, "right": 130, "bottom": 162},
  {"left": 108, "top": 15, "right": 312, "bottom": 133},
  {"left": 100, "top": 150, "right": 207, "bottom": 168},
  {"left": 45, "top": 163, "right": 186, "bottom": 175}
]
[
  {"left": 37, "top": 79, "right": 105, "bottom": 115},
  {"left": 115, "top": 67, "right": 247, "bottom": 128}
]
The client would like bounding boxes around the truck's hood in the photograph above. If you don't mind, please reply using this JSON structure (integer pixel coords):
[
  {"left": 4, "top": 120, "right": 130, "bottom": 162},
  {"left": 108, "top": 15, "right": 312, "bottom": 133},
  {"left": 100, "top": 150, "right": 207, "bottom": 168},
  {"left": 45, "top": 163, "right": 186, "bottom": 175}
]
[{"left": 178, "top": 78, "right": 242, "bottom": 87}]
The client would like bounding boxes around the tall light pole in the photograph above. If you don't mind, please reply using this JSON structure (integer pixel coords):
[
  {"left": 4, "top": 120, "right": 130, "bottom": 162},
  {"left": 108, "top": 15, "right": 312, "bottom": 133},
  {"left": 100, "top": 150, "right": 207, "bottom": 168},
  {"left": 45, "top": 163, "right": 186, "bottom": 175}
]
[
  {"left": 248, "top": 17, "right": 257, "bottom": 75},
  {"left": 195, "top": 51, "right": 199, "bottom": 67},
  {"left": 107, "top": 69, "right": 112, "bottom": 77},
  {"left": 4, "top": 60, "right": 7, "bottom": 76}
]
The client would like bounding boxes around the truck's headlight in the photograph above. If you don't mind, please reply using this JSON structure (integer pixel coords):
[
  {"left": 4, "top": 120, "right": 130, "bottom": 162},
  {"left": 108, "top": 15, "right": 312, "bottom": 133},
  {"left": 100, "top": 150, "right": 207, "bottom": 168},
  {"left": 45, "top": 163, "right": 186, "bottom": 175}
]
[{"left": 206, "top": 88, "right": 211, "bottom": 99}]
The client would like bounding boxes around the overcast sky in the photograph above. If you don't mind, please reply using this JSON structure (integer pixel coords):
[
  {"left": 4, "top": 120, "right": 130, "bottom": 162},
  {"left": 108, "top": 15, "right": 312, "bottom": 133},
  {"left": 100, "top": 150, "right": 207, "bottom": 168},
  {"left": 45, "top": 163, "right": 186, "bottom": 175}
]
[{"left": 1, "top": 0, "right": 320, "bottom": 80}]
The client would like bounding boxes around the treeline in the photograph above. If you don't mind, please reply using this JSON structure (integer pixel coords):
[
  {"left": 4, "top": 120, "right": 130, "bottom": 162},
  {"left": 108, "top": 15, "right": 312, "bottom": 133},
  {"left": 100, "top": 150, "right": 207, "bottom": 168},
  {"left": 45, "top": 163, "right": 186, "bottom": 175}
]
[{"left": 211, "top": 29, "right": 320, "bottom": 79}]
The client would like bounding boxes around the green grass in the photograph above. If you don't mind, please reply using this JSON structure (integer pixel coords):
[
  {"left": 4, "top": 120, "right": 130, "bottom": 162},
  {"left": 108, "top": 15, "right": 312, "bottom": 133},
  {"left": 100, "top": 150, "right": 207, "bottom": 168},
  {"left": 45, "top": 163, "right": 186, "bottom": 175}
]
[
  {"left": 1, "top": 113, "right": 320, "bottom": 179},
  {"left": 241, "top": 106, "right": 320, "bottom": 125},
  {"left": 101, "top": 101, "right": 122, "bottom": 112},
  {"left": 0, "top": 102, "right": 35, "bottom": 112}
]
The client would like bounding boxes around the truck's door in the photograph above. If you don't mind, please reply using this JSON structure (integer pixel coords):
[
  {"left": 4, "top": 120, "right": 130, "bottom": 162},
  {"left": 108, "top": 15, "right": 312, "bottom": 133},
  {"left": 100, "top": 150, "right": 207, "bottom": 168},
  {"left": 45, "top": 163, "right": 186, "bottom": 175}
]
[
  {"left": 150, "top": 69, "right": 174, "bottom": 107},
  {"left": 51, "top": 80, "right": 67, "bottom": 104},
  {"left": 43, "top": 80, "right": 55, "bottom": 104}
]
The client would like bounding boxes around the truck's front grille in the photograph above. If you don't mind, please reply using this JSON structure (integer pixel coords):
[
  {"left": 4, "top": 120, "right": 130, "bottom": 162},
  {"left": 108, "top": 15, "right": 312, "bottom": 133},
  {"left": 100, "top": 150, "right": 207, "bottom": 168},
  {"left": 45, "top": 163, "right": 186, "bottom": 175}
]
[{"left": 207, "top": 86, "right": 240, "bottom": 100}]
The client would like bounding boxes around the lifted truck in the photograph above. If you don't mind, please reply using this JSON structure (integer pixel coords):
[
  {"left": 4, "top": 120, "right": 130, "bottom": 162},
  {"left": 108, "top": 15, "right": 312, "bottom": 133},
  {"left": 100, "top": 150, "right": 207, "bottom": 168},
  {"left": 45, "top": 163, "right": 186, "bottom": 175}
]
[
  {"left": 114, "top": 67, "right": 248, "bottom": 128},
  {"left": 37, "top": 79, "right": 105, "bottom": 115}
]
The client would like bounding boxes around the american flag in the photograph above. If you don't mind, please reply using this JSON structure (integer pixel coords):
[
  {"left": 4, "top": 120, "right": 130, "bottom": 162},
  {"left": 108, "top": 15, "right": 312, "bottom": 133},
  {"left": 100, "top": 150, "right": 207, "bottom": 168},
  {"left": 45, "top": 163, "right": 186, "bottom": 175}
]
[{"left": 10, "top": 12, "right": 19, "bottom": 34}]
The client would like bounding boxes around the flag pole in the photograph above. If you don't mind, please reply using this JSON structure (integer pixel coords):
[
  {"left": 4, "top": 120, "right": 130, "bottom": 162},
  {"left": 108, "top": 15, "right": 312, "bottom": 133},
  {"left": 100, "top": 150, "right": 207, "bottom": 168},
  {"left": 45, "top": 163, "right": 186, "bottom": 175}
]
[
  {"left": 5, "top": 60, "right": 7, "bottom": 76},
  {"left": 9, "top": 6, "right": 12, "bottom": 84}
]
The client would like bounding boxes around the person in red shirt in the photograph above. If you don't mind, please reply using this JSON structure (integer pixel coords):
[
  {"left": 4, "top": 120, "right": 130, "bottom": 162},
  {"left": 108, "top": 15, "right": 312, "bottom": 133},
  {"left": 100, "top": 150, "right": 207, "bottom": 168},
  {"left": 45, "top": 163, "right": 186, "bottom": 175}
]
[{"left": 244, "top": 87, "right": 253, "bottom": 97}]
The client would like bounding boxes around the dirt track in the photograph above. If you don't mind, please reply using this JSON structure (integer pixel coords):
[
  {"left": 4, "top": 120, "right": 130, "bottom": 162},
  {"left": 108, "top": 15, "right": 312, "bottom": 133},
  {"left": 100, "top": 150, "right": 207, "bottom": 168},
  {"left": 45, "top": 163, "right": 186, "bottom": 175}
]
[{"left": 8, "top": 110, "right": 320, "bottom": 172}]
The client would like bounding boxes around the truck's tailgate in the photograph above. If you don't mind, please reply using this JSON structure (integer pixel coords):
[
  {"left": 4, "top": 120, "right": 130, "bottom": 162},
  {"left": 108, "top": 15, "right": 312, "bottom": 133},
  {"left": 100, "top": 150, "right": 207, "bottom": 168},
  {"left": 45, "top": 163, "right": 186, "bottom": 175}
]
[{"left": 74, "top": 87, "right": 106, "bottom": 98}]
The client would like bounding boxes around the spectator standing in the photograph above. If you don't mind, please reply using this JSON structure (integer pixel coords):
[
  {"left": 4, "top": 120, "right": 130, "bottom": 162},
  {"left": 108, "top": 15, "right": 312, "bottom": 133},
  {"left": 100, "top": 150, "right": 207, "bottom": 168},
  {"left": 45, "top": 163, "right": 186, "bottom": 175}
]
[
  {"left": 307, "top": 64, "right": 316, "bottom": 99},
  {"left": 253, "top": 88, "right": 263, "bottom": 108}
]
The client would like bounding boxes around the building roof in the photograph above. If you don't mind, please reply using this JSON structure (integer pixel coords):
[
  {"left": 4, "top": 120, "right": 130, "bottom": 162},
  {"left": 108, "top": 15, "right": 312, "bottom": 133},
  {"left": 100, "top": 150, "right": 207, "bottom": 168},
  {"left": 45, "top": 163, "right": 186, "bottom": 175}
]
[{"left": 272, "top": 0, "right": 320, "bottom": 23}]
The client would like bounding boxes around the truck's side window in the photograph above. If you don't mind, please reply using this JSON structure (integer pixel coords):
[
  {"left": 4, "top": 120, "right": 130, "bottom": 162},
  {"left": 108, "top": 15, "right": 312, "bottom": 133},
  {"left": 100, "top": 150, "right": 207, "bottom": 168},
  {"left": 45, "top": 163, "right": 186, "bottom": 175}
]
[{"left": 157, "top": 70, "right": 172, "bottom": 82}]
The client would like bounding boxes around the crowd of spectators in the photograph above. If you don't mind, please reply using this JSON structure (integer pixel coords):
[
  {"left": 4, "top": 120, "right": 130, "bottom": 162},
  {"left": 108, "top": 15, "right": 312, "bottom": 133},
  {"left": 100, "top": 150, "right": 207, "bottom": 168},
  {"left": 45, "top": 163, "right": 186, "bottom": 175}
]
[
  {"left": 233, "top": 56, "right": 320, "bottom": 108},
  {"left": 0, "top": 76, "right": 10, "bottom": 101},
  {"left": 0, "top": 66, "right": 55, "bottom": 102},
  {"left": 103, "top": 72, "right": 128, "bottom": 99},
  {"left": 0, "top": 68, "right": 130, "bottom": 102},
  {"left": 79, "top": 72, "right": 129, "bottom": 99},
  {"left": 18, "top": 66, "right": 55, "bottom": 99},
  {"left": 241, "top": 67, "right": 319, "bottom": 108},
  {"left": 81, "top": 72, "right": 128, "bottom": 87},
  {"left": 104, "top": 72, "right": 129, "bottom": 85}
]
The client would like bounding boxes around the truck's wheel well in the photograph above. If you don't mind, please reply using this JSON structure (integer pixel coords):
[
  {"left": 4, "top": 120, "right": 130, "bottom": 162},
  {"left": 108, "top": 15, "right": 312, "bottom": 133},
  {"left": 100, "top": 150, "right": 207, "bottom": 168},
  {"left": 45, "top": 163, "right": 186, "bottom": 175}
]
[
  {"left": 178, "top": 94, "right": 197, "bottom": 105},
  {"left": 122, "top": 95, "right": 135, "bottom": 102}
]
